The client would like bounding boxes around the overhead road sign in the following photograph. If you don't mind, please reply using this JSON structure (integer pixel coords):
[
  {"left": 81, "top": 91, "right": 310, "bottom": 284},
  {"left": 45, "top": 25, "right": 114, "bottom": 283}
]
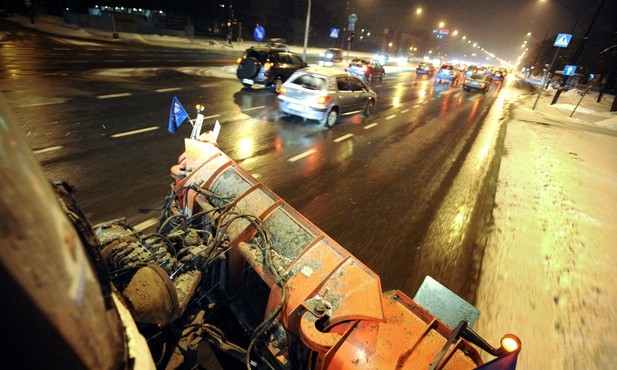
[{"left": 554, "top": 33, "right": 572, "bottom": 48}]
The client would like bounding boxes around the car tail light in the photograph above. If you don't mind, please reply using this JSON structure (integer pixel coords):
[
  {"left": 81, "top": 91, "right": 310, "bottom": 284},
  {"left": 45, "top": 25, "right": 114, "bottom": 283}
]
[
  {"left": 264, "top": 62, "right": 272, "bottom": 71},
  {"left": 362, "top": 65, "right": 368, "bottom": 71},
  {"left": 279, "top": 87, "right": 286, "bottom": 95},
  {"left": 316, "top": 96, "right": 331, "bottom": 105},
  {"left": 237, "top": 57, "right": 242, "bottom": 64},
  {"left": 464, "top": 79, "right": 470, "bottom": 84},
  {"left": 481, "top": 82, "right": 486, "bottom": 87}
]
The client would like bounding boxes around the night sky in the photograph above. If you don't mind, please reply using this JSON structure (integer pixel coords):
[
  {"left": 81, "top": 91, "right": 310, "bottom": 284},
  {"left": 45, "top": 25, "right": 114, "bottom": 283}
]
[{"left": 317, "top": 0, "right": 616, "bottom": 64}]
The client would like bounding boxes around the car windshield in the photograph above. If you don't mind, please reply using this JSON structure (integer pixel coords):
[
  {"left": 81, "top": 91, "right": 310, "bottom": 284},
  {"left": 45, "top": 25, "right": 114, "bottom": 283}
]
[{"left": 289, "top": 74, "right": 327, "bottom": 91}]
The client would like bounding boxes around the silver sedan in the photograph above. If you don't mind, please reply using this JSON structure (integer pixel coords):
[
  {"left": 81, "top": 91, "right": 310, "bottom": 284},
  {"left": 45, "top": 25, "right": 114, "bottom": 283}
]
[{"left": 277, "top": 67, "right": 377, "bottom": 128}]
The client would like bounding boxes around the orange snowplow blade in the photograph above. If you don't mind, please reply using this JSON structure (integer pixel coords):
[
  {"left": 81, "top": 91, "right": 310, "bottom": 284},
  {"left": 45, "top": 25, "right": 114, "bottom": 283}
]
[{"left": 171, "top": 136, "right": 485, "bottom": 369}]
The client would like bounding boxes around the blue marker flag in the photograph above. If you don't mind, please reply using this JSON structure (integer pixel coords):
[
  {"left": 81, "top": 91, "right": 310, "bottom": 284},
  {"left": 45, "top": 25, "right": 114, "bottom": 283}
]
[{"left": 168, "top": 96, "right": 189, "bottom": 134}]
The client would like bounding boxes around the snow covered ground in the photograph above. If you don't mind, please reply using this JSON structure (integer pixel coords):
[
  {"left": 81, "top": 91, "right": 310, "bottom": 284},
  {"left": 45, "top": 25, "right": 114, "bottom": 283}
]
[
  {"left": 474, "top": 86, "right": 617, "bottom": 369},
  {"left": 4, "top": 14, "right": 617, "bottom": 369}
]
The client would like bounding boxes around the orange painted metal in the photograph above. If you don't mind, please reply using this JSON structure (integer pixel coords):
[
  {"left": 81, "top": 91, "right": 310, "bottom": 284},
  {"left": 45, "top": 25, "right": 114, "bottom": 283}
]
[{"left": 171, "top": 136, "right": 484, "bottom": 369}]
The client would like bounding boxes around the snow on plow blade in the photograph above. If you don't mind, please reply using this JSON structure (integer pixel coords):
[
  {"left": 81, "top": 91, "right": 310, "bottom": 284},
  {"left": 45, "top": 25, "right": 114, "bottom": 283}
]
[{"left": 163, "top": 135, "right": 516, "bottom": 369}]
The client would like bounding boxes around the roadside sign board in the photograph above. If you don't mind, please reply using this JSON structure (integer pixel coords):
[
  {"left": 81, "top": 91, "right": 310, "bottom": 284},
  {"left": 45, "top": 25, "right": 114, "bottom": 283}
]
[
  {"left": 554, "top": 33, "right": 572, "bottom": 48},
  {"left": 330, "top": 28, "right": 339, "bottom": 39},
  {"left": 253, "top": 25, "right": 265, "bottom": 42},
  {"left": 563, "top": 65, "right": 577, "bottom": 76},
  {"left": 348, "top": 13, "right": 357, "bottom": 31}
]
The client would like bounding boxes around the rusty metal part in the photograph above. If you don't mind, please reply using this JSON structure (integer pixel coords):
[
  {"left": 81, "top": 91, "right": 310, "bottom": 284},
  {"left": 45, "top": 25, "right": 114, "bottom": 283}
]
[{"left": 122, "top": 265, "right": 180, "bottom": 326}]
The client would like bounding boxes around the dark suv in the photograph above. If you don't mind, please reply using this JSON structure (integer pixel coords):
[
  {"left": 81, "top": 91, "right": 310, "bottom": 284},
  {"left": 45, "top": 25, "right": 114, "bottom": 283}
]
[{"left": 236, "top": 47, "right": 308, "bottom": 93}]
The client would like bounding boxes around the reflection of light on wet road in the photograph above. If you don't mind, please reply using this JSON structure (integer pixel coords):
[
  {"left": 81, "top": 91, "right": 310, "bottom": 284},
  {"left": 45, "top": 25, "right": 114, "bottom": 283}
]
[
  {"left": 336, "top": 139, "right": 355, "bottom": 161},
  {"left": 465, "top": 97, "right": 481, "bottom": 126},
  {"left": 237, "top": 137, "right": 254, "bottom": 158},
  {"left": 392, "top": 96, "right": 401, "bottom": 108},
  {"left": 420, "top": 83, "right": 513, "bottom": 266}
]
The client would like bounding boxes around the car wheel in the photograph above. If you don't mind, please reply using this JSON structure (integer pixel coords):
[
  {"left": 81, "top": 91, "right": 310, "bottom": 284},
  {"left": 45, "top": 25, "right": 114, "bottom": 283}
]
[
  {"left": 270, "top": 77, "right": 283, "bottom": 93},
  {"left": 363, "top": 100, "right": 375, "bottom": 117},
  {"left": 324, "top": 108, "right": 339, "bottom": 128}
]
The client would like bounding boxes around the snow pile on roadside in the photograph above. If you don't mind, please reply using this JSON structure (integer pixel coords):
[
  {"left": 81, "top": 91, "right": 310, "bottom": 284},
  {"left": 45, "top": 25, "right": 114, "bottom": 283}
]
[{"left": 474, "top": 86, "right": 617, "bottom": 369}]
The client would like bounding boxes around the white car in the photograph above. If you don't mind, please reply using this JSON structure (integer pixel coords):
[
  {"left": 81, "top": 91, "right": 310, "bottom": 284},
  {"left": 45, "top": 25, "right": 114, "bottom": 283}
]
[{"left": 277, "top": 67, "right": 377, "bottom": 128}]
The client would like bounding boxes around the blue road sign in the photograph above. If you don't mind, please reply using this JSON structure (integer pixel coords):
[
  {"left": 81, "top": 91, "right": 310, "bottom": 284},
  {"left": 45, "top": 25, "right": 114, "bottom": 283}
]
[
  {"left": 253, "top": 25, "right": 265, "bottom": 42},
  {"left": 330, "top": 28, "right": 339, "bottom": 39},
  {"left": 563, "top": 65, "right": 577, "bottom": 76},
  {"left": 554, "top": 33, "right": 572, "bottom": 48}
]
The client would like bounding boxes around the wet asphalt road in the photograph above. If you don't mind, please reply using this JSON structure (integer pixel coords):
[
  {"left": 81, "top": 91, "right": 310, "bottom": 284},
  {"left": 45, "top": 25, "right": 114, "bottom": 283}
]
[{"left": 1, "top": 22, "right": 508, "bottom": 301}]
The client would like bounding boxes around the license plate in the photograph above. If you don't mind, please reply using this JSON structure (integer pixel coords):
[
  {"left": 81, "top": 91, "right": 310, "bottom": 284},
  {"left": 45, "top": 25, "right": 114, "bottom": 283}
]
[
  {"left": 288, "top": 103, "right": 304, "bottom": 112},
  {"left": 242, "top": 78, "right": 254, "bottom": 85}
]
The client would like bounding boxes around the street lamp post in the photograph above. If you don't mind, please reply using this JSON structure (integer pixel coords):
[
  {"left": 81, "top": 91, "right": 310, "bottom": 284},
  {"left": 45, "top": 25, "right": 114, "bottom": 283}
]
[
  {"left": 302, "top": 0, "right": 311, "bottom": 61},
  {"left": 395, "top": 7, "right": 422, "bottom": 56},
  {"left": 548, "top": 0, "right": 579, "bottom": 34},
  {"left": 529, "top": 20, "right": 549, "bottom": 76},
  {"left": 551, "top": 0, "right": 607, "bottom": 105}
]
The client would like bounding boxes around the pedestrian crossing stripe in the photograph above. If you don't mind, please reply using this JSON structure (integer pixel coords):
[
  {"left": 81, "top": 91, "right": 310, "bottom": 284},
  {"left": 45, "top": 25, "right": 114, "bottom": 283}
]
[{"left": 554, "top": 33, "right": 572, "bottom": 48}]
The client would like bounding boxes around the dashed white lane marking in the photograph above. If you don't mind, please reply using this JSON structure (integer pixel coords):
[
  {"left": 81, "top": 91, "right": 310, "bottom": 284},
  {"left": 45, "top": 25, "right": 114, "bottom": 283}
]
[
  {"left": 134, "top": 217, "right": 159, "bottom": 232},
  {"left": 413, "top": 104, "right": 421, "bottom": 108},
  {"left": 204, "top": 114, "right": 221, "bottom": 120},
  {"left": 32, "top": 145, "right": 63, "bottom": 154},
  {"left": 386, "top": 114, "right": 397, "bottom": 120},
  {"left": 364, "top": 123, "right": 378, "bottom": 129},
  {"left": 334, "top": 133, "right": 354, "bottom": 142},
  {"left": 111, "top": 126, "right": 159, "bottom": 138},
  {"left": 97, "top": 92, "right": 132, "bottom": 99},
  {"left": 288, "top": 149, "right": 316, "bottom": 162},
  {"left": 401, "top": 109, "right": 410, "bottom": 113},
  {"left": 155, "top": 87, "right": 182, "bottom": 93},
  {"left": 242, "top": 105, "right": 266, "bottom": 112}
]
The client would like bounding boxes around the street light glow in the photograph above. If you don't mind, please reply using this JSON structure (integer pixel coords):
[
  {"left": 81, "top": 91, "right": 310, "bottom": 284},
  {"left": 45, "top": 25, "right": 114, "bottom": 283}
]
[
  {"left": 416, "top": 7, "right": 422, "bottom": 14},
  {"left": 438, "top": 21, "right": 445, "bottom": 28}
]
